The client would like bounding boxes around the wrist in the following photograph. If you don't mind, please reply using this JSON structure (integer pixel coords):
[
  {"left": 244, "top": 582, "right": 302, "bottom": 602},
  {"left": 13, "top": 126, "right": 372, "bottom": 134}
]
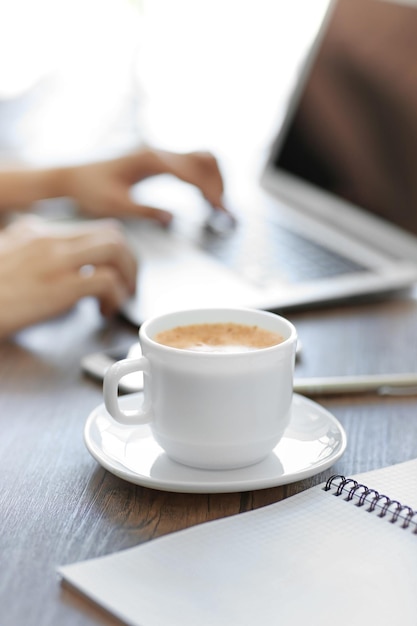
[
  {"left": 40, "top": 166, "right": 76, "bottom": 199},
  {"left": 146, "top": 147, "right": 178, "bottom": 177}
]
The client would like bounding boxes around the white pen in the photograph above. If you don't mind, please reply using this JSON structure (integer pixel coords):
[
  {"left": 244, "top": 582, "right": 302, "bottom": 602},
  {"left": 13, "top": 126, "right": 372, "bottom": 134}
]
[{"left": 294, "top": 373, "right": 417, "bottom": 396}]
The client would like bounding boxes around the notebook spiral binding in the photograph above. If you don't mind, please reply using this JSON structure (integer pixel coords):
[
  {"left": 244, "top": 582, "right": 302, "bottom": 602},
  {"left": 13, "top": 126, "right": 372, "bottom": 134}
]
[{"left": 324, "top": 475, "right": 417, "bottom": 533}]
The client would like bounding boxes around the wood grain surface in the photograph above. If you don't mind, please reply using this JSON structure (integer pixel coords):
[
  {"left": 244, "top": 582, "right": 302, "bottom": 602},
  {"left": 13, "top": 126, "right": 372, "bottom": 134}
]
[{"left": 2, "top": 294, "right": 417, "bottom": 625}]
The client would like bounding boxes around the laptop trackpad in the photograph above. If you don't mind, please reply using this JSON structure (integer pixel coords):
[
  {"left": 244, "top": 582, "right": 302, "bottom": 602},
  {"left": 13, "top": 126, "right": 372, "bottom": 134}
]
[{"left": 122, "top": 220, "right": 261, "bottom": 325}]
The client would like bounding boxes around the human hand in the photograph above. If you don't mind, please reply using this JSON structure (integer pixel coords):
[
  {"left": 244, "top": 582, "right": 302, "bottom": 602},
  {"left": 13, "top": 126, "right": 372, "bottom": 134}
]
[
  {"left": 66, "top": 148, "right": 228, "bottom": 226},
  {"left": 153, "top": 149, "right": 226, "bottom": 210},
  {"left": 0, "top": 217, "right": 137, "bottom": 338}
]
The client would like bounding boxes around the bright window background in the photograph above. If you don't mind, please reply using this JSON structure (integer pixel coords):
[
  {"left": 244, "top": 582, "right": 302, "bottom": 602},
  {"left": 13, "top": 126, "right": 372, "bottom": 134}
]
[{"left": 0, "top": 0, "right": 327, "bottom": 168}]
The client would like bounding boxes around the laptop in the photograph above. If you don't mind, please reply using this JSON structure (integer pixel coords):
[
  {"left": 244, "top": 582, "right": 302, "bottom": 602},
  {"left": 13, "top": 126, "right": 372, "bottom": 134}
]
[{"left": 122, "top": 0, "right": 417, "bottom": 326}]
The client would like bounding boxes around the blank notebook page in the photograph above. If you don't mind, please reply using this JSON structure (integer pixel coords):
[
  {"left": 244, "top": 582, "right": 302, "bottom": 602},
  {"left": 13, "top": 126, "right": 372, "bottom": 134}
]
[{"left": 58, "top": 458, "right": 417, "bottom": 626}]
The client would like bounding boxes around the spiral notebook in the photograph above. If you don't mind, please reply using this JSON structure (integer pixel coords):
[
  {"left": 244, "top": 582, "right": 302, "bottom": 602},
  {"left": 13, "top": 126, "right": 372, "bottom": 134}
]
[{"left": 58, "top": 458, "right": 417, "bottom": 625}]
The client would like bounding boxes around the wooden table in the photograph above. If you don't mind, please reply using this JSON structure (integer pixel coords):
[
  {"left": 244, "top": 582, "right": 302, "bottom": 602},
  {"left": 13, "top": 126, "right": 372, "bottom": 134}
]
[{"left": 2, "top": 292, "right": 417, "bottom": 625}]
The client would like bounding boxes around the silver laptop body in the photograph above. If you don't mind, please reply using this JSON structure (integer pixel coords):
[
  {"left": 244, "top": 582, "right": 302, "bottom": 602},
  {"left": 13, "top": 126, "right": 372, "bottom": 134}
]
[{"left": 123, "top": 0, "right": 417, "bottom": 325}]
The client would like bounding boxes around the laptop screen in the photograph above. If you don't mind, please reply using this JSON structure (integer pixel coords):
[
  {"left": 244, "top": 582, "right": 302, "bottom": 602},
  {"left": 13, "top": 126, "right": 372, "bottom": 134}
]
[{"left": 271, "top": 0, "right": 417, "bottom": 235}]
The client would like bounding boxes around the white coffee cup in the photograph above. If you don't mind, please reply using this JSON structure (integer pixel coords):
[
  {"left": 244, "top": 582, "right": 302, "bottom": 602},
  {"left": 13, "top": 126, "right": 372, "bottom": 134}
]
[{"left": 103, "top": 308, "right": 297, "bottom": 470}]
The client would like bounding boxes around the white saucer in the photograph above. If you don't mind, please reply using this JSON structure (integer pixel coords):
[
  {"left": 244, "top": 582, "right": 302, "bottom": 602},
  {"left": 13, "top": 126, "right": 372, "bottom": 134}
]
[{"left": 84, "top": 393, "right": 346, "bottom": 493}]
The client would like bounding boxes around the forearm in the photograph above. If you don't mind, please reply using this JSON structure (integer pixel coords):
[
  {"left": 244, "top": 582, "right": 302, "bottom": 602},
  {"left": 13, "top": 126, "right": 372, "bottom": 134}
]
[
  {"left": 0, "top": 166, "right": 73, "bottom": 212},
  {"left": 0, "top": 146, "right": 225, "bottom": 220}
]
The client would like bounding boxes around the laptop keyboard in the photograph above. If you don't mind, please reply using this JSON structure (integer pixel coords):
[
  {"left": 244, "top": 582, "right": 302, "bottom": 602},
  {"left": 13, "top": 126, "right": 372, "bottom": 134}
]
[{"left": 198, "top": 215, "right": 367, "bottom": 286}]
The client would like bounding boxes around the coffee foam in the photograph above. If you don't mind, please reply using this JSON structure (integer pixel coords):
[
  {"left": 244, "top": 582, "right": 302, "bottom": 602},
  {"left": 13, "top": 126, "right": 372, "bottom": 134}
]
[{"left": 154, "top": 322, "right": 283, "bottom": 353}]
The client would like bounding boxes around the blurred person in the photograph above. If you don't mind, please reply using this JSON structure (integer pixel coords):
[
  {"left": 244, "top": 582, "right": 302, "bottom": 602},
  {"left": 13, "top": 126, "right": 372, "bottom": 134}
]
[
  {"left": 0, "top": 146, "right": 226, "bottom": 339},
  {"left": 0, "top": 1, "right": 230, "bottom": 340}
]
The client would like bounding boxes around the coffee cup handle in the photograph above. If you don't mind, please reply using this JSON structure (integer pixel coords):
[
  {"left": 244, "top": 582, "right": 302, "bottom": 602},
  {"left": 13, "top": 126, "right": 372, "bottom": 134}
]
[{"left": 103, "top": 357, "right": 152, "bottom": 426}]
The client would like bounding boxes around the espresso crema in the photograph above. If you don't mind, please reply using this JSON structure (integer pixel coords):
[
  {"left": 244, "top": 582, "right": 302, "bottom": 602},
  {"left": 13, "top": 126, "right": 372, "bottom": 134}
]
[{"left": 154, "top": 322, "right": 284, "bottom": 353}]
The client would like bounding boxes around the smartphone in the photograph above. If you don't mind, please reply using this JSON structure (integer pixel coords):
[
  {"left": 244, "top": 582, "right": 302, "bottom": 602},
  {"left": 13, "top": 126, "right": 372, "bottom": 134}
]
[{"left": 81, "top": 342, "right": 143, "bottom": 394}]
